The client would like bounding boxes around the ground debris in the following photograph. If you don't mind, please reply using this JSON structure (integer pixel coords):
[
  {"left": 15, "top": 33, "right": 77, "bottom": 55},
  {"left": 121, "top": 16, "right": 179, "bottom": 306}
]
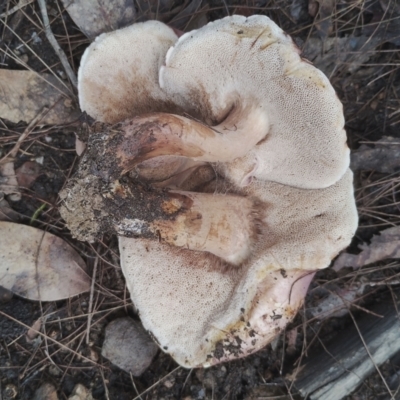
[
  {"left": 32, "top": 383, "right": 58, "bottom": 400},
  {"left": 301, "top": 35, "right": 381, "bottom": 77},
  {"left": 101, "top": 317, "right": 158, "bottom": 376},
  {"left": 334, "top": 226, "right": 400, "bottom": 270},
  {"left": 309, "top": 0, "right": 335, "bottom": 39},
  {"left": 0, "top": 70, "right": 79, "bottom": 125},
  {"left": 61, "top": 0, "right": 136, "bottom": 39},
  {"left": 135, "top": 0, "right": 208, "bottom": 31},
  {"left": 351, "top": 136, "right": 400, "bottom": 173},
  {"left": 0, "top": 160, "right": 21, "bottom": 201},
  {"left": 16, "top": 161, "right": 41, "bottom": 188},
  {"left": 67, "top": 384, "right": 94, "bottom": 400},
  {"left": 0, "top": 221, "right": 90, "bottom": 301},
  {"left": 307, "top": 283, "right": 366, "bottom": 321}
]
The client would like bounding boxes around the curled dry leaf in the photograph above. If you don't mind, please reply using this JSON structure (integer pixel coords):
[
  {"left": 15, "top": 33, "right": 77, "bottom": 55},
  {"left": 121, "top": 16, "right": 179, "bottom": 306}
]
[
  {"left": 0, "top": 70, "right": 79, "bottom": 125},
  {"left": 334, "top": 226, "right": 400, "bottom": 271},
  {"left": 61, "top": 0, "right": 135, "bottom": 39},
  {"left": 0, "top": 221, "right": 90, "bottom": 301}
]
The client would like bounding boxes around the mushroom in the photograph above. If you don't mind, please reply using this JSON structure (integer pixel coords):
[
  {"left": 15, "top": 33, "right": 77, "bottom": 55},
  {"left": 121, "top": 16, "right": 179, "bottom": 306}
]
[{"left": 61, "top": 15, "right": 358, "bottom": 367}]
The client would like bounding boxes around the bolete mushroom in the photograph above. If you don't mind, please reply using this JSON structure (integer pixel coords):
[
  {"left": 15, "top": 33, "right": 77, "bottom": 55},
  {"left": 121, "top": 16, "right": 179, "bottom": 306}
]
[{"left": 60, "top": 15, "right": 358, "bottom": 368}]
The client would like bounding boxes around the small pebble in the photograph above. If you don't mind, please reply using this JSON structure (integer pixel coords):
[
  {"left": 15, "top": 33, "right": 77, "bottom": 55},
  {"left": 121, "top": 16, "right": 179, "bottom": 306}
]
[
  {"left": 101, "top": 317, "right": 158, "bottom": 376},
  {"left": 32, "top": 383, "right": 58, "bottom": 400},
  {"left": 68, "top": 384, "right": 93, "bottom": 400}
]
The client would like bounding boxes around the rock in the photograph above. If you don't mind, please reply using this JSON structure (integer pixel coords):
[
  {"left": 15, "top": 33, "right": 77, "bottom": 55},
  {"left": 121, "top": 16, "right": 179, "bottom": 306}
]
[
  {"left": 101, "top": 317, "right": 158, "bottom": 376},
  {"left": 68, "top": 384, "right": 93, "bottom": 400},
  {"left": 32, "top": 383, "right": 58, "bottom": 400}
]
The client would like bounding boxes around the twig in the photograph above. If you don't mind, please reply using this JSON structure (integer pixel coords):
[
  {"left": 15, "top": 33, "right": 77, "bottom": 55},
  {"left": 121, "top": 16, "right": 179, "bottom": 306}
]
[
  {"left": 132, "top": 366, "right": 181, "bottom": 400},
  {"left": 86, "top": 255, "right": 99, "bottom": 344},
  {"left": 0, "top": 0, "right": 35, "bottom": 19},
  {"left": 348, "top": 309, "right": 394, "bottom": 399},
  {"left": 0, "top": 107, "right": 49, "bottom": 163},
  {"left": 37, "top": 0, "right": 77, "bottom": 88}
]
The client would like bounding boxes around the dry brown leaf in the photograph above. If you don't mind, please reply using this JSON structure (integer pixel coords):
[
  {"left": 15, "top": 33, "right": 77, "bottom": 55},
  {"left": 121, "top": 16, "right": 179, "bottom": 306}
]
[
  {"left": 0, "top": 70, "right": 79, "bottom": 125},
  {"left": 334, "top": 226, "right": 400, "bottom": 270},
  {"left": 61, "top": 0, "right": 136, "bottom": 39},
  {"left": 0, "top": 221, "right": 90, "bottom": 301},
  {"left": 351, "top": 136, "right": 400, "bottom": 173}
]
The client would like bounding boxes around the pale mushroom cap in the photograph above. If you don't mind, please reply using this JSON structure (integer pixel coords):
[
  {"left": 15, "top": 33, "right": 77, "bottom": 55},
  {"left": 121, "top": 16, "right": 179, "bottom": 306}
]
[
  {"left": 119, "top": 169, "right": 357, "bottom": 367},
  {"left": 78, "top": 21, "right": 179, "bottom": 123},
  {"left": 160, "top": 15, "right": 349, "bottom": 189},
  {"left": 75, "top": 15, "right": 358, "bottom": 369}
]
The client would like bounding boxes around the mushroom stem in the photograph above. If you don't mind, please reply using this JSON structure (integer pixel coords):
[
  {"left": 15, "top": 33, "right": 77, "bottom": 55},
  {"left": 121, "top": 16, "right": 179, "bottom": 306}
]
[
  {"left": 116, "top": 107, "right": 269, "bottom": 173},
  {"left": 118, "top": 190, "right": 261, "bottom": 265},
  {"left": 60, "top": 130, "right": 261, "bottom": 264}
]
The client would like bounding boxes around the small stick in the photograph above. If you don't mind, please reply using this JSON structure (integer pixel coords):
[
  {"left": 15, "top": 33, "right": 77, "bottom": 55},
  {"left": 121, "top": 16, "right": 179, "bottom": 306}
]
[
  {"left": 86, "top": 255, "right": 99, "bottom": 344},
  {"left": 0, "top": 0, "right": 35, "bottom": 19},
  {"left": 37, "top": 0, "right": 77, "bottom": 88},
  {"left": 0, "top": 107, "right": 49, "bottom": 163}
]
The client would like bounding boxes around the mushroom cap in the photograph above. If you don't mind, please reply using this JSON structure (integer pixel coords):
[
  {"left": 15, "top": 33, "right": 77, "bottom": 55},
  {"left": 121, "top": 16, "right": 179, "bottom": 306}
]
[
  {"left": 120, "top": 169, "right": 357, "bottom": 367},
  {"left": 75, "top": 15, "right": 358, "bottom": 368},
  {"left": 78, "top": 20, "right": 179, "bottom": 123},
  {"left": 160, "top": 15, "right": 349, "bottom": 189}
]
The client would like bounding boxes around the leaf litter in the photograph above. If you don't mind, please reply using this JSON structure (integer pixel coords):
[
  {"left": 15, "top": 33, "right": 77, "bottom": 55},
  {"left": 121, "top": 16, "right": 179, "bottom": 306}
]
[
  {"left": 0, "top": 69, "right": 79, "bottom": 125},
  {"left": 0, "top": 221, "right": 90, "bottom": 301},
  {"left": 334, "top": 226, "right": 400, "bottom": 271}
]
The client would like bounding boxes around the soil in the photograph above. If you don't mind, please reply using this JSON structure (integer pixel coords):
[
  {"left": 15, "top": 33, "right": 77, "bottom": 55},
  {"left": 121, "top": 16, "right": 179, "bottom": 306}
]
[{"left": 1, "top": 0, "right": 400, "bottom": 399}]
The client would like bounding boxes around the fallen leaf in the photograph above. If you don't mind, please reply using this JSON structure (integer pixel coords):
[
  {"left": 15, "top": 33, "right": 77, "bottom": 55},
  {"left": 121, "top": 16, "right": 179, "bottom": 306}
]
[
  {"left": 0, "top": 221, "right": 90, "bottom": 301},
  {"left": 351, "top": 136, "right": 400, "bottom": 173},
  {"left": 0, "top": 70, "right": 79, "bottom": 125},
  {"left": 334, "top": 226, "right": 400, "bottom": 270},
  {"left": 302, "top": 35, "right": 381, "bottom": 77},
  {"left": 61, "top": 0, "right": 136, "bottom": 39},
  {"left": 16, "top": 161, "right": 41, "bottom": 188}
]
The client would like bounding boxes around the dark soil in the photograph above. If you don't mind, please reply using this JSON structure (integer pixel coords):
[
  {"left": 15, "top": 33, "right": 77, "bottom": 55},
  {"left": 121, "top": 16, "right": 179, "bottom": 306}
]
[{"left": 1, "top": 0, "right": 400, "bottom": 399}]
